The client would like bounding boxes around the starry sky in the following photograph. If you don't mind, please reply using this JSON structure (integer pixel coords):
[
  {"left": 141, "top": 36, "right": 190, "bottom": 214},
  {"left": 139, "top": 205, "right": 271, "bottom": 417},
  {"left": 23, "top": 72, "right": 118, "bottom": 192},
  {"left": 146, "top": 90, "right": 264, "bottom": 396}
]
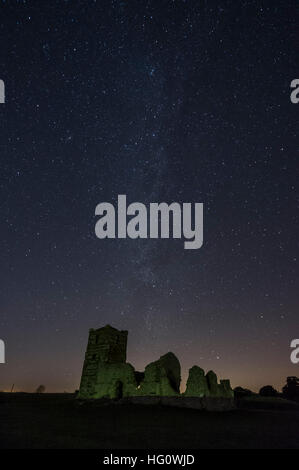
[{"left": 0, "top": 0, "right": 298, "bottom": 393}]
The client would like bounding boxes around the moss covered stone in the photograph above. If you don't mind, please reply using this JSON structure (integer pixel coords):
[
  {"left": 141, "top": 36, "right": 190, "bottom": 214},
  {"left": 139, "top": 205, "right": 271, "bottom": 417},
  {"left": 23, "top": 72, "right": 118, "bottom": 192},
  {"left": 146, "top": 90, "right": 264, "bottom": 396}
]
[
  {"left": 219, "top": 379, "right": 234, "bottom": 398},
  {"left": 94, "top": 362, "right": 137, "bottom": 399},
  {"left": 78, "top": 325, "right": 233, "bottom": 401},
  {"left": 137, "top": 352, "right": 181, "bottom": 396},
  {"left": 206, "top": 370, "right": 219, "bottom": 397},
  {"left": 185, "top": 367, "right": 234, "bottom": 398},
  {"left": 185, "top": 366, "right": 210, "bottom": 397},
  {"left": 78, "top": 325, "right": 128, "bottom": 398}
]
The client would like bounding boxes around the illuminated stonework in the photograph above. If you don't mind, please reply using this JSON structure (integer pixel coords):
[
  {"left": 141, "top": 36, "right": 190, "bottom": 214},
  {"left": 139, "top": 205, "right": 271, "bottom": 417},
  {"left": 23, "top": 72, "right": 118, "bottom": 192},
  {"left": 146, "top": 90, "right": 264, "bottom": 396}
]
[{"left": 78, "top": 325, "right": 234, "bottom": 400}]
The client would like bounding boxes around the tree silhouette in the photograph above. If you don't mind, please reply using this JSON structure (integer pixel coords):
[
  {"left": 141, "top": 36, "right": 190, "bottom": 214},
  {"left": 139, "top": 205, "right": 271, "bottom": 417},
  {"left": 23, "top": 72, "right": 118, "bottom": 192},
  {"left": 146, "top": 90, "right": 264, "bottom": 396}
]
[
  {"left": 259, "top": 385, "right": 278, "bottom": 397},
  {"left": 233, "top": 386, "right": 254, "bottom": 398},
  {"left": 282, "top": 377, "right": 299, "bottom": 401},
  {"left": 35, "top": 385, "right": 46, "bottom": 394}
]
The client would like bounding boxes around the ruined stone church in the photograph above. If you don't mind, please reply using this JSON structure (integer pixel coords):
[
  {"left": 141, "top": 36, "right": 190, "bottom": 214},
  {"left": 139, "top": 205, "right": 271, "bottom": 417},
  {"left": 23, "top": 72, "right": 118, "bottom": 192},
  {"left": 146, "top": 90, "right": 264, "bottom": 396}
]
[{"left": 79, "top": 325, "right": 233, "bottom": 400}]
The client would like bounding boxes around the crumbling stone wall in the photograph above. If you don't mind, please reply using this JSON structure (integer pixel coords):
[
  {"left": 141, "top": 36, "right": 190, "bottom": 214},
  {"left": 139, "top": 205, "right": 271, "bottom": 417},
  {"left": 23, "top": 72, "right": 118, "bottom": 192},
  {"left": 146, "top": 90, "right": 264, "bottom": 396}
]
[
  {"left": 185, "top": 366, "right": 234, "bottom": 398},
  {"left": 137, "top": 352, "right": 181, "bottom": 396},
  {"left": 206, "top": 370, "right": 219, "bottom": 396},
  {"left": 184, "top": 366, "right": 210, "bottom": 397},
  {"left": 219, "top": 379, "right": 234, "bottom": 398},
  {"left": 94, "top": 362, "right": 137, "bottom": 399}
]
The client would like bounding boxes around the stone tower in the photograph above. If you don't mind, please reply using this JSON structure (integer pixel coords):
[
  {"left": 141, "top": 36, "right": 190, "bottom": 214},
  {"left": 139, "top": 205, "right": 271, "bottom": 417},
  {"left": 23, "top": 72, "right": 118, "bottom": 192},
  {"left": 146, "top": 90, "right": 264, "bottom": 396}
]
[{"left": 79, "top": 325, "right": 128, "bottom": 398}]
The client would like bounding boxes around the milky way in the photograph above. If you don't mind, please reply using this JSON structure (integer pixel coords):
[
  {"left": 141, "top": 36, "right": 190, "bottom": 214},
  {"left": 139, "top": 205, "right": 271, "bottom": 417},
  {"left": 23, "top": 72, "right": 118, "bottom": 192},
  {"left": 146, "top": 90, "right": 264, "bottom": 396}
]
[{"left": 0, "top": 0, "right": 298, "bottom": 392}]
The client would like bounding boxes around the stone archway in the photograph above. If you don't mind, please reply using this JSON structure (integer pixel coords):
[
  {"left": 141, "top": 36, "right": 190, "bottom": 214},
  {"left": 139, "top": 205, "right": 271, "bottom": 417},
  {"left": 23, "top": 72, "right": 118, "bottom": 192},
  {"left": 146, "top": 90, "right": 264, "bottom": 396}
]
[{"left": 114, "top": 380, "right": 123, "bottom": 399}]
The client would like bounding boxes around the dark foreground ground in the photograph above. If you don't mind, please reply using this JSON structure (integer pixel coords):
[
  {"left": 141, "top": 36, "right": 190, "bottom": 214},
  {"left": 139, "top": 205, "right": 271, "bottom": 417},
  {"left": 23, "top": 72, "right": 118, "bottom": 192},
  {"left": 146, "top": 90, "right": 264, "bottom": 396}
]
[{"left": 0, "top": 393, "right": 298, "bottom": 449}]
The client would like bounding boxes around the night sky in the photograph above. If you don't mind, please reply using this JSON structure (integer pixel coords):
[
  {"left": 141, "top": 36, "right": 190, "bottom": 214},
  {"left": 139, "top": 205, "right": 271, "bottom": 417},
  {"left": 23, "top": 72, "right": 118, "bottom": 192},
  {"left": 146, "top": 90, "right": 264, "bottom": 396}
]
[{"left": 0, "top": 0, "right": 298, "bottom": 393}]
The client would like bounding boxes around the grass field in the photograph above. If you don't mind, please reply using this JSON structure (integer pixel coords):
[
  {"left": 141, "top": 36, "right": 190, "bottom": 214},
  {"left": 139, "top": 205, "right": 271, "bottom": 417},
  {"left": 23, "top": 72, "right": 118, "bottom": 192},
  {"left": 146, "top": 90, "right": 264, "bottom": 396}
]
[{"left": 0, "top": 393, "right": 298, "bottom": 449}]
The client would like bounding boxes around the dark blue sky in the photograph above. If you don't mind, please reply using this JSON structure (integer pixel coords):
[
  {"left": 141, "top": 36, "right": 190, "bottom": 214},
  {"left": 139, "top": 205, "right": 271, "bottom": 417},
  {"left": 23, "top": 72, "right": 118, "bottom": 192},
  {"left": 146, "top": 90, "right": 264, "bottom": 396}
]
[{"left": 0, "top": 0, "right": 298, "bottom": 392}]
